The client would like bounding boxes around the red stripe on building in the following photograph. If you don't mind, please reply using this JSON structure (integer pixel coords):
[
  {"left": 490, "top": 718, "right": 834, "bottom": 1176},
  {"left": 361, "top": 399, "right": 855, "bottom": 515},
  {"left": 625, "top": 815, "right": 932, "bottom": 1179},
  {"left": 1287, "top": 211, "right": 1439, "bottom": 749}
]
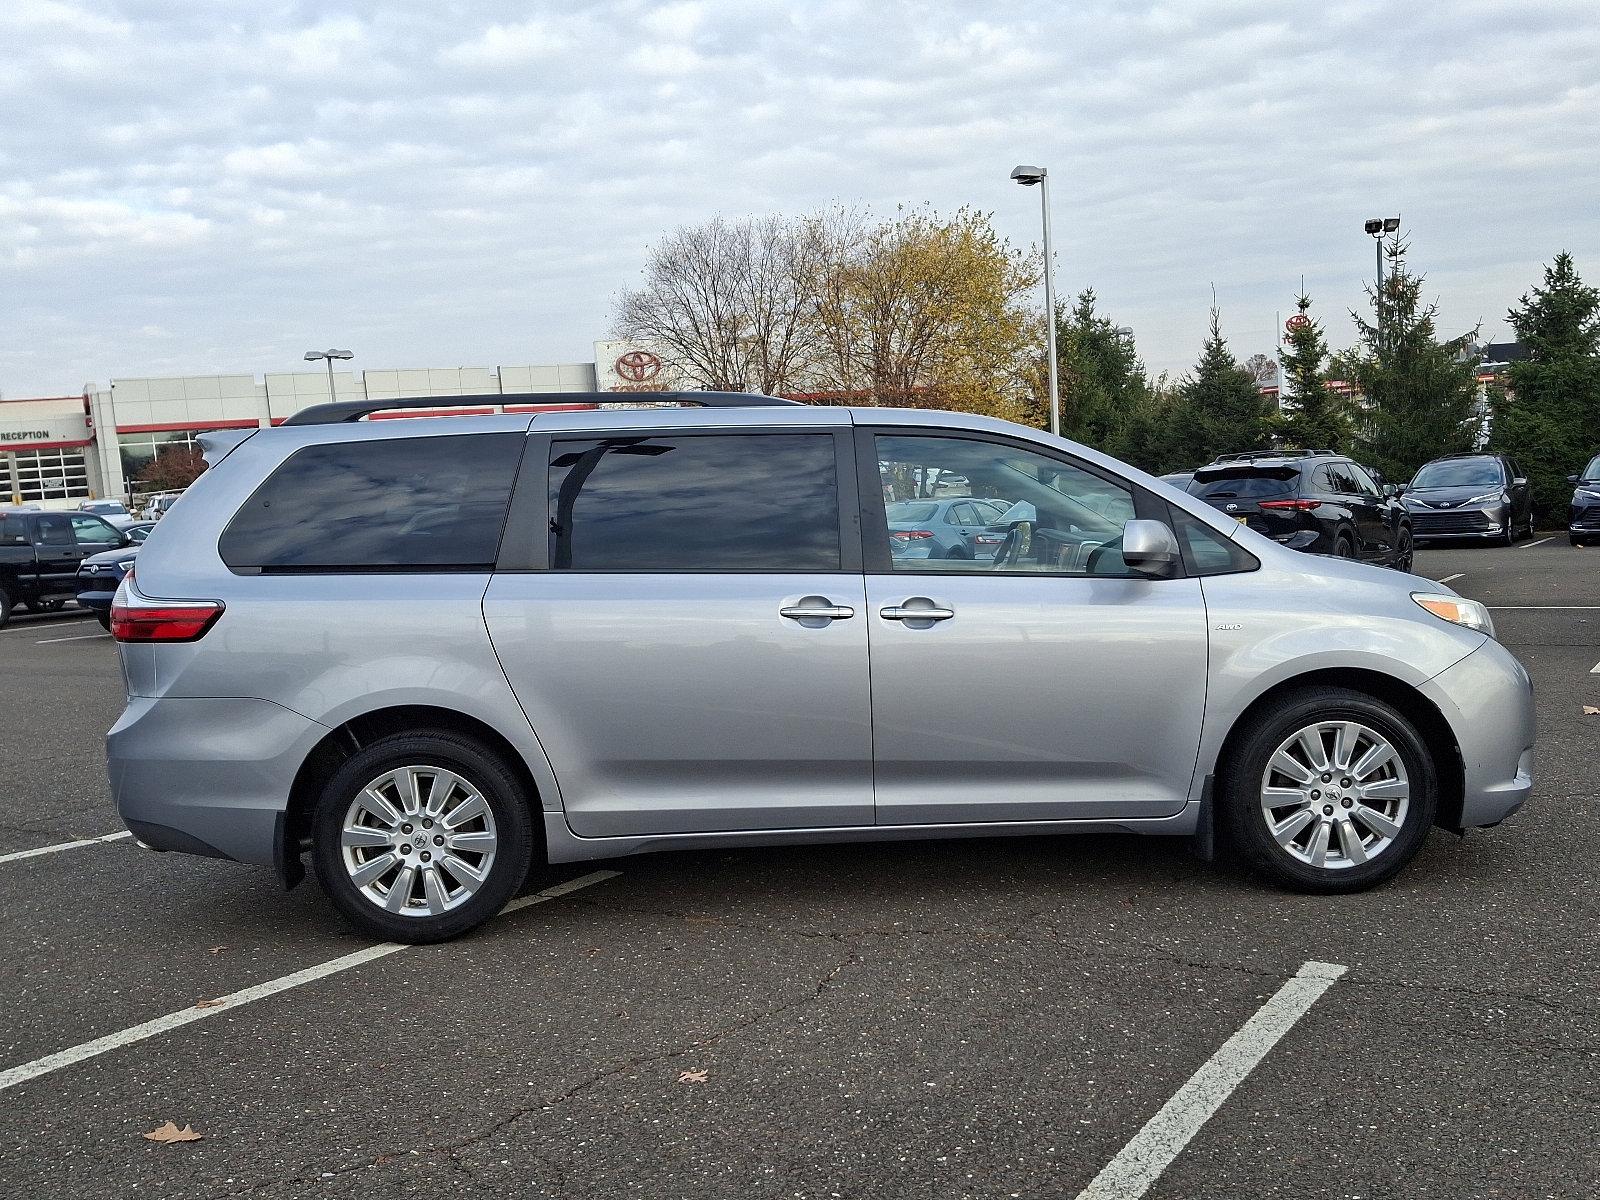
[{"left": 0, "top": 438, "right": 94, "bottom": 452}]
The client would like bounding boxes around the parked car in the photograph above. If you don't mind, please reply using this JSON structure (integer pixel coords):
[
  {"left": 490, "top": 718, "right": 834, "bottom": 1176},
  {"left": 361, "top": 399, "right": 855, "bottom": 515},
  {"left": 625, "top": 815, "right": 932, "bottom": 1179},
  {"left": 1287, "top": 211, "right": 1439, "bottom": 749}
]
[
  {"left": 1159, "top": 471, "right": 1195, "bottom": 491},
  {"left": 137, "top": 492, "right": 185, "bottom": 521},
  {"left": 0, "top": 510, "right": 130, "bottom": 627},
  {"left": 74, "top": 522, "right": 156, "bottom": 628},
  {"left": 1188, "top": 450, "right": 1413, "bottom": 570},
  {"left": 886, "top": 497, "right": 1013, "bottom": 561},
  {"left": 1567, "top": 454, "right": 1600, "bottom": 546},
  {"left": 108, "top": 392, "right": 1533, "bottom": 943},
  {"left": 77, "top": 499, "right": 136, "bottom": 529},
  {"left": 1401, "top": 453, "right": 1533, "bottom": 545}
]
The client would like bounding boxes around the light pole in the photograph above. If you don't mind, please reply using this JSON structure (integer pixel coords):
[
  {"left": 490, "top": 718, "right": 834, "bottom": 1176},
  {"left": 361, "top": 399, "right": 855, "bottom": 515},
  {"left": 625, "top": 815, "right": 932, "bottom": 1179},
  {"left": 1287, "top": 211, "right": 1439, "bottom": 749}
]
[
  {"left": 304, "top": 348, "right": 354, "bottom": 402},
  {"left": 1012, "top": 165, "right": 1060, "bottom": 437},
  {"left": 1363, "top": 217, "right": 1399, "bottom": 345}
]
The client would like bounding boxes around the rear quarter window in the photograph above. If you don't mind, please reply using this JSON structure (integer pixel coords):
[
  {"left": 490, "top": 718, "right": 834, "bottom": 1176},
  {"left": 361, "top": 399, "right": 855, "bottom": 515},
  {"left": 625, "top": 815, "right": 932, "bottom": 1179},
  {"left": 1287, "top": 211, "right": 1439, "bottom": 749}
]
[{"left": 219, "top": 433, "right": 525, "bottom": 571}]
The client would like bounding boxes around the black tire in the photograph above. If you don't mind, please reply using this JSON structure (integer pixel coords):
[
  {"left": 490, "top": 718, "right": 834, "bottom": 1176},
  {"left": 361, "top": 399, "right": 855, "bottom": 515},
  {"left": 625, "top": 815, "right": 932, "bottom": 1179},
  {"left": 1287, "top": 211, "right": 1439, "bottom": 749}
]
[
  {"left": 1392, "top": 527, "right": 1414, "bottom": 573},
  {"left": 95, "top": 610, "right": 112, "bottom": 631},
  {"left": 311, "top": 731, "right": 536, "bottom": 943},
  {"left": 0, "top": 587, "right": 10, "bottom": 629},
  {"left": 1218, "top": 686, "right": 1437, "bottom": 894},
  {"left": 1497, "top": 523, "right": 1515, "bottom": 547},
  {"left": 1333, "top": 533, "right": 1356, "bottom": 559}
]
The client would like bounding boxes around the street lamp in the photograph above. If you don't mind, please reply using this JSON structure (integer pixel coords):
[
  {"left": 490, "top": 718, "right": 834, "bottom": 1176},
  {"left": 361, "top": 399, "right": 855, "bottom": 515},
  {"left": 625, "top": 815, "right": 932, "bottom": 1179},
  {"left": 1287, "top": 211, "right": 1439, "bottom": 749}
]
[
  {"left": 304, "top": 348, "right": 354, "bottom": 402},
  {"left": 1363, "top": 216, "right": 1400, "bottom": 344},
  {"left": 1012, "top": 164, "right": 1060, "bottom": 437}
]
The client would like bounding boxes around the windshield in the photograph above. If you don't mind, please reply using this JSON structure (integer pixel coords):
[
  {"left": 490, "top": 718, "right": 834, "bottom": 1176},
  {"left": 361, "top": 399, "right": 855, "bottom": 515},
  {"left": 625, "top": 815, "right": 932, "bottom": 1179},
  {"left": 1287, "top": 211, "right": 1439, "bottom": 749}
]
[
  {"left": 1411, "top": 458, "right": 1503, "bottom": 489},
  {"left": 886, "top": 502, "right": 939, "bottom": 523},
  {"left": 1581, "top": 456, "right": 1600, "bottom": 482}
]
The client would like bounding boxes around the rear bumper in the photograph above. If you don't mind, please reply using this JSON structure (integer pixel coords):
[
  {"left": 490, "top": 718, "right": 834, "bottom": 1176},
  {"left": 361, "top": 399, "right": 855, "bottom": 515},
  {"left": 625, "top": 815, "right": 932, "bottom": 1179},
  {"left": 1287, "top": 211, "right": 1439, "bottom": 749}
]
[
  {"left": 108, "top": 696, "right": 328, "bottom": 867},
  {"left": 1419, "top": 640, "right": 1535, "bottom": 828}
]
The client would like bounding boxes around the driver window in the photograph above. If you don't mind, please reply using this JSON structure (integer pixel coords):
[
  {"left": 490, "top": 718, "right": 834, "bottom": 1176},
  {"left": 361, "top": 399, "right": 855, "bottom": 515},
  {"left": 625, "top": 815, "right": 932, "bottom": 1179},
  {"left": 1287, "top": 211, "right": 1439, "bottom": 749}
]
[{"left": 875, "top": 434, "right": 1138, "bottom": 576}]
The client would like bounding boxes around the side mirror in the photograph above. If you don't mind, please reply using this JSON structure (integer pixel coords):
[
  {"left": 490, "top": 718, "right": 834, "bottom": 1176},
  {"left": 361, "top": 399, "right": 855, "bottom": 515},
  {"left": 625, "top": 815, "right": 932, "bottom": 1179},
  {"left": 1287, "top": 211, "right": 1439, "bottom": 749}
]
[
  {"left": 1568, "top": 475, "right": 1580, "bottom": 484},
  {"left": 1120, "top": 519, "right": 1180, "bottom": 578},
  {"left": 1513, "top": 476, "right": 1528, "bottom": 487},
  {"left": 1383, "top": 484, "right": 1398, "bottom": 498}
]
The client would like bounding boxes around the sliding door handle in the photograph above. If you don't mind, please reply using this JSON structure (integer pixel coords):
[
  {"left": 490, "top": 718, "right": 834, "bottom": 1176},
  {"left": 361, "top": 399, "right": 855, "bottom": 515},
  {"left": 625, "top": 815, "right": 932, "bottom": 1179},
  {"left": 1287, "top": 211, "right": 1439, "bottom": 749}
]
[{"left": 879, "top": 602, "right": 954, "bottom": 622}]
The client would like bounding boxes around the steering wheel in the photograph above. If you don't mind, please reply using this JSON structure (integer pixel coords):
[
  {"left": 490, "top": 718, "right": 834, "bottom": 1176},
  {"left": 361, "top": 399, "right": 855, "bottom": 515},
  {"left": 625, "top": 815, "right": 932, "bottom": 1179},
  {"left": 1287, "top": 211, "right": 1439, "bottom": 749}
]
[{"left": 990, "top": 521, "right": 1034, "bottom": 569}]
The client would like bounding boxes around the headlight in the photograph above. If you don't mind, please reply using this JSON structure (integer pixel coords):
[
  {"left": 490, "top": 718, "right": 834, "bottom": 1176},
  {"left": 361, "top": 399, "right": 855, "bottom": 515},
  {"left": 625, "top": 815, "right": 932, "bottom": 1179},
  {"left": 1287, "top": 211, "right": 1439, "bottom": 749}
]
[
  {"left": 1579, "top": 488, "right": 1600, "bottom": 501},
  {"left": 1461, "top": 491, "right": 1505, "bottom": 506},
  {"left": 1412, "top": 592, "right": 1495, "bottom": 638}
]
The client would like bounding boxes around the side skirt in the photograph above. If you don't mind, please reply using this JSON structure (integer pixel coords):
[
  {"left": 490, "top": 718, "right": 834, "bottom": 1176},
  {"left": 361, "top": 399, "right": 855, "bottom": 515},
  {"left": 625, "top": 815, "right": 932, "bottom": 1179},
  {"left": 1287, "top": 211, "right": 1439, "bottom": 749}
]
[{"left": 542, "top": 802, "right": 1203, "bottom": 865}]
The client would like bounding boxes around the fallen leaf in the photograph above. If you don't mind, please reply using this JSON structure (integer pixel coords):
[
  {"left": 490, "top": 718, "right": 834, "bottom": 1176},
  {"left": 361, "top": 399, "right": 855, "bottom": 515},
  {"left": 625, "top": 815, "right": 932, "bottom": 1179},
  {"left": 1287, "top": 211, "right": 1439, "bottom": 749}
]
[
  {"left": 143, "top": 1121, "right": 203, "bottom": 1144},
  {"left": 676, "top": 1069, "right": 708, "bottom": 1084},
  {"left": 193, "top": 998, "right": 225, "bottom": 1009},
  {"left": 206, "top": 945, "right": 228, "bottom": 955},
  {"left": 1584, "top": 706, "right": 1599, "bottom": 716}
]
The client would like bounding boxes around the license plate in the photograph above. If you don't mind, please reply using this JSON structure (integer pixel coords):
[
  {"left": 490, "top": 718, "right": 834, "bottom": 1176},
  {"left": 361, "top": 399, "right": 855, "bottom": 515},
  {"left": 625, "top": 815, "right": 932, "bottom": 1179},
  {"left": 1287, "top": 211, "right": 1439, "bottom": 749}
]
[{"left": 1236, "top": 516, "right": 1249, "bottom": 523}]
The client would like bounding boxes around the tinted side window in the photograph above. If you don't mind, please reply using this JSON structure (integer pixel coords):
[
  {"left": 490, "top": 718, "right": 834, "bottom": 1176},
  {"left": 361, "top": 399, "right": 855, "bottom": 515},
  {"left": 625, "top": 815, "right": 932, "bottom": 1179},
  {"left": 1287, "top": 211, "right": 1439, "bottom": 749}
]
[
  {"left": 220, "top": 434, "right": 524, "bottom": 571},
  {"left": 0, "top": 515, "right": 27, "bottom": 545},
  {"left": 71, "top": 515, "right": 120, "bottom": 546},
  {"left": 1171, "top": 510, "right": 1260, "bottom": 576},
  {"left": 549, "top": 434, "right": 840, "bottom": 571},
  {"left": 36, "top": 515, "right": 73, "bottom": 546},
  {"left": 1346, "top": 463, "right": 1382, "bottom": 498}
]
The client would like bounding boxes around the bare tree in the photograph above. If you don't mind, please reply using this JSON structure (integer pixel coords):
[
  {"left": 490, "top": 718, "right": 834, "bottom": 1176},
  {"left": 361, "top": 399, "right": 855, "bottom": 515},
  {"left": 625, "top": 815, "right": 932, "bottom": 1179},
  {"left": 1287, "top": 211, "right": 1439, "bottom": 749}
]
[{"left": 613, "top": 216, "right": 819, "bottom": 394}]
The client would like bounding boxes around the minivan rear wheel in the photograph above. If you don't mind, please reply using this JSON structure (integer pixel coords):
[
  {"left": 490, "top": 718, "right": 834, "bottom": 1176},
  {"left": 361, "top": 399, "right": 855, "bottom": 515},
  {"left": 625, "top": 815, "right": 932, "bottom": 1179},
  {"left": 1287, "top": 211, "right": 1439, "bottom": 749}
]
[
  {"left": 1218, "top": 687, "right": 1437, "bottom": 893},
  {"left": 311, "top": 732, "right": 535, "bottom": 943}
]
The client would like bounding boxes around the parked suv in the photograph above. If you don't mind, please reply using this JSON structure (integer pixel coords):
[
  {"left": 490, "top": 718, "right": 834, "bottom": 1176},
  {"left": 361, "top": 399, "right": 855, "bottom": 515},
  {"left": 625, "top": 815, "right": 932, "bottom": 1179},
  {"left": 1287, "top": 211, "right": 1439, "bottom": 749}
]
[
  {"left": 1567, "top": 453, "right": 1600, "bottom": 546},
  {"left": 108, "top": 394, "right": 1534, "bottom": 942},
  {"left": 1188, "top": 450, "right": 1413, "bottom": 570},
  {"left": 0, "top": 509, "right": 129, "bottom": 626},
  {"left": 1402, "top": 452, "right": 1533, "bottom": 545}
]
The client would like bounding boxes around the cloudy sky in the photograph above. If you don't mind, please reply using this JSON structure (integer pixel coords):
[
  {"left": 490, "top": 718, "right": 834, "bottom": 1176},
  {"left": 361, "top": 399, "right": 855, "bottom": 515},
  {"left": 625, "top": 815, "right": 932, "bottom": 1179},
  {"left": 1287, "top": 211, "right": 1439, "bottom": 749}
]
[{"left": 3, "top": 0, "right": 1598, "bottom": 396}]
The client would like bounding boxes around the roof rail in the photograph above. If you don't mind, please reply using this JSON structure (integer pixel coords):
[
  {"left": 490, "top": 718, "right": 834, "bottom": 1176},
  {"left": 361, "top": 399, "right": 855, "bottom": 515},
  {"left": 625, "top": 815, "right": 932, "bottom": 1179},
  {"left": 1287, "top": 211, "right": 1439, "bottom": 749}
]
[
  {"left": 280, "top": 390, "right": 800, "bottom": 427},
  {"left": 1210, "top": 447, "right": 1337, "bottom": 463}
]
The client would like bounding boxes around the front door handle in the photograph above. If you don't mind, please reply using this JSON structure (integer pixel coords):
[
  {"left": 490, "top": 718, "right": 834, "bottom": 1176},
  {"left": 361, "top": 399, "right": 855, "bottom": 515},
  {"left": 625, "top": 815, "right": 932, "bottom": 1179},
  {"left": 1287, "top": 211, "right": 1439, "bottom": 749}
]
[
  {"left": 880, "top": 601, "right": 955, "bottom": 622},
  {"left": 779, "top": 600, "right": 855, "bottom": 621}
]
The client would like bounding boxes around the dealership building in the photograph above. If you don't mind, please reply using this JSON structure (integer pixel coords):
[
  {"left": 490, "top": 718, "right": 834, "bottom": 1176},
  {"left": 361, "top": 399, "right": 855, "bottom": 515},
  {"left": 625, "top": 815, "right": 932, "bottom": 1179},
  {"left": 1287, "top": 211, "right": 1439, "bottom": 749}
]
[{"left": 0, "top": 340, "right": 681, "bottom": 509}]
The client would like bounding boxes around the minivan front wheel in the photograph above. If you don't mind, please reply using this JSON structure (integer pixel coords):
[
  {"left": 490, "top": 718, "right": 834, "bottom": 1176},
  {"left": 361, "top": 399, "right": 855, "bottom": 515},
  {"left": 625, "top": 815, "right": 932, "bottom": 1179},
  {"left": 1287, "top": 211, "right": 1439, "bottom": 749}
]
[
  {"left": 1219, "top": 687, "right": 1437, "bottom": 893},
  {"left": 311, "top": 732, "right": 534, "bottom": 943}
]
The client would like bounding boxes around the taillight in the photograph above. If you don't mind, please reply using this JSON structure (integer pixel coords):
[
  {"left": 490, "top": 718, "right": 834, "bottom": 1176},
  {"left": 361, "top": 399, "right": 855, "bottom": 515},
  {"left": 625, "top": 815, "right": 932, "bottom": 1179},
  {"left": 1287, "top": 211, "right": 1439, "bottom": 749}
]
[
  {"left": 1258, "top": 499, "right": 1323, "bottom": 511},
  {"left": 110, "top": 568, "right": 224, "bottom": 642},
  {"left": 890, "top": 530, "right": 935, "bottom": 540}
]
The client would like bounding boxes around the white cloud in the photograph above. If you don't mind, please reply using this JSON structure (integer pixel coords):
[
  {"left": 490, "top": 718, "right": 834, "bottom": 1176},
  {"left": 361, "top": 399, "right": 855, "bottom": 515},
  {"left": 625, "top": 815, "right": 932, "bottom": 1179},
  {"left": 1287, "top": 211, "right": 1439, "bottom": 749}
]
[{"left": 0, "top": 0, "right": 1597, "bottom": 393}]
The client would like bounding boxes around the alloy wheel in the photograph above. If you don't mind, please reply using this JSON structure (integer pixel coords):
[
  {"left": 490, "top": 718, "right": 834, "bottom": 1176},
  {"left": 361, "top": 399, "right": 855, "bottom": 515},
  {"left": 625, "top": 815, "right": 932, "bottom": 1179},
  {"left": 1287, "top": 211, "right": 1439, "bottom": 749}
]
[
  {"left": 1258, "top": 720, "right": 1410, "bottom": 869},
  {"left": 339, "top": 765, "right": 499, "bottom": 916}
]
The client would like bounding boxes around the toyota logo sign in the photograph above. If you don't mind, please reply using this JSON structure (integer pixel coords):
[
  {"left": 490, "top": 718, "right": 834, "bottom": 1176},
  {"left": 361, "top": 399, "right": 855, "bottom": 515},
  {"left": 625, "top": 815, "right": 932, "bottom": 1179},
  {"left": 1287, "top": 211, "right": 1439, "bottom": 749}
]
[{"left": 614, "top": 350, "right": 663, "bottom": 383}]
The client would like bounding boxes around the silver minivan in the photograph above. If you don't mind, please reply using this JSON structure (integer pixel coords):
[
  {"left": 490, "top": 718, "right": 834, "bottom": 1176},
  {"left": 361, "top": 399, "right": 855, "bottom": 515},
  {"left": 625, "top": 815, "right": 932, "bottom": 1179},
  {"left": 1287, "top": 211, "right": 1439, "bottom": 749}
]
[{"left": 107, "top": 393, "right": 1534, "bottom": 942}]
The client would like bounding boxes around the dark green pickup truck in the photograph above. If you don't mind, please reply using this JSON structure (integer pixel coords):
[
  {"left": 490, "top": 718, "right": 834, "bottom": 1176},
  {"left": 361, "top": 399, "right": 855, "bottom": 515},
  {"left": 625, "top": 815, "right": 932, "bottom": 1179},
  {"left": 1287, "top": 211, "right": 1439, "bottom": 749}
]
[{"left": 0, "top": 510, "right": 131, "bottom": 627}]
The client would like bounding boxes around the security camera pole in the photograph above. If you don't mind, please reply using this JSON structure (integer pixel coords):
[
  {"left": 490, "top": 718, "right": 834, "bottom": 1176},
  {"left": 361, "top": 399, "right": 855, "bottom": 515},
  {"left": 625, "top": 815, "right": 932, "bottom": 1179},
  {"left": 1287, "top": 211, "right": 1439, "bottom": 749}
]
[
  {"left": 304, "top": 348, "right": 355, "bottom": 403},
  {"left": 1012, "top": 165, "right": 1060, "bottom": 437}
]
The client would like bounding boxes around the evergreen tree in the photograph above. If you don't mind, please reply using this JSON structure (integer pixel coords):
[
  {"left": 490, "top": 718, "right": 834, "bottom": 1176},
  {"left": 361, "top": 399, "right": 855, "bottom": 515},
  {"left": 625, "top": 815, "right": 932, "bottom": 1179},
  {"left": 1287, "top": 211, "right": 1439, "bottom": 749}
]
[
  {"left": 1054, "top": 289, "right": 1151, "bottom": 457},
  {"left": 1346, "top": 240, "right": 1481, "bottom": 482},
  {"left": 1175, "top": 306, "right": 1270, "bottom": 463},
  {"left": 1489, "top": 252, "right": 1600, "bottom": 521},
  {"left": 1272, "top": 292, "right": 1349, "bottom": 451}
]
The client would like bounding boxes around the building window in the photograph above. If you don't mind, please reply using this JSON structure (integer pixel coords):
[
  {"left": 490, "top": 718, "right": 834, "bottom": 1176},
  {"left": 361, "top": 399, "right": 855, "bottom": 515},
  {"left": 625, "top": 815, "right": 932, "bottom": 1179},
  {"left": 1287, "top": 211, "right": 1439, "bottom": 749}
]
[
  {"left": 118, "top": 429, "right": 216, "bottom": 481},
  {"left": 6, "top": 448, "right": 90, "bottom": 502}
]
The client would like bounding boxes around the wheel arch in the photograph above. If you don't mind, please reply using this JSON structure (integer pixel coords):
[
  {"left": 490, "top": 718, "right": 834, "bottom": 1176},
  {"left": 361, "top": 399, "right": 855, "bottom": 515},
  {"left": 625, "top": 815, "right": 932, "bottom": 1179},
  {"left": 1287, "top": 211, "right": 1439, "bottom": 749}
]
[
  {"left": 1209, "top": 667, "right": 1466, "bottom": 831},
  {"left": 278, "top": 704, "right": 546, "bottom": 888}
]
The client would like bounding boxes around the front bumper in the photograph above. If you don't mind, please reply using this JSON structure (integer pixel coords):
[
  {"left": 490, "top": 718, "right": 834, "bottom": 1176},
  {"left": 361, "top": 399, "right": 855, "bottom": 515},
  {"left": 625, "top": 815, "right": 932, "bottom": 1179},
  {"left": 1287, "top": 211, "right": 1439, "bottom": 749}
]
[
  {"left": 1570, "top": 500, "right": 1600, "bottom": 538},
  {"left": 108, "top": 696, "right": 329, "bottom": 867},
  {"left": 1419, "top": 639, "right": 1535, "bottom": 828},
  {"left": 75, "top": 588, "right": 116, "bottom": 614},
  {"left": 1408, "top": 505, "right": 1508, "bottom": 540}
]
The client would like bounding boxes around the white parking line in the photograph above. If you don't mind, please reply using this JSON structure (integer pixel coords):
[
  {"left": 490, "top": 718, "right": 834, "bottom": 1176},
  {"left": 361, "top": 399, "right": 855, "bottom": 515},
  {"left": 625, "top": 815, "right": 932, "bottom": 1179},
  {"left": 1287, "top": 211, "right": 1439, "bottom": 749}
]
[
  {"left": 0, "top": 869, "right": 621, "bottom": 1093},
  {"left": 1519, "top": 537, "right": 1553, "bottom": 549},
  {"left": 1073, "top": 960, "right": 1348, "bottom": 1200},
  {"left": 1590, "top": 661, "right": 1600, "bottom": 675},
  {"left": 1436, "top": 573, "right": 1465, "bottom": 584},
  {"left": 0, "top": 831, "right": 134, "bottom": 865},
  {"left": 35, "top": 632, "right": 111, "bottom": 644},
  {"left": 0, "top": 617, "right": 93, "bottom": 635}
]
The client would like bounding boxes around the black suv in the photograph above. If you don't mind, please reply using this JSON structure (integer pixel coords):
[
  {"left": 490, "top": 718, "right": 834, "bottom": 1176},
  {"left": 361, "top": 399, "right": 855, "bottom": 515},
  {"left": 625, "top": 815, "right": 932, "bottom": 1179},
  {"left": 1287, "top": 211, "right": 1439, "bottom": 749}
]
[
  {"left": 1188, "top": 450, "right": 1413, "bottom": 570},
  {"left": 1401, "top": 453, "right": 1533, "bottom": 545},
  {"left": 1569, "top": 453, "right": 1600, "bottom": 545}
]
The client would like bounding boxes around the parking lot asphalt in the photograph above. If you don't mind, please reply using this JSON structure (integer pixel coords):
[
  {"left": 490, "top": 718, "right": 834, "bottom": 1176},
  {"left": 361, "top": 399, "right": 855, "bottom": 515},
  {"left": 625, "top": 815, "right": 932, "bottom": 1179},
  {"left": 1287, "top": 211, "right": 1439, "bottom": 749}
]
[{"left": 0, "top": 540, "right": 1595, "bottom": 1199}]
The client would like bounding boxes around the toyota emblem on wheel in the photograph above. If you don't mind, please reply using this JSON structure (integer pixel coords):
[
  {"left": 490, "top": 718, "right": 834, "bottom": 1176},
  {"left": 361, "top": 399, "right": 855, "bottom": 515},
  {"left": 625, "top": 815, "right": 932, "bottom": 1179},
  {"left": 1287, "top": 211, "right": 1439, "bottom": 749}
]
[{"left": 614, "top": 350, "right": 663, "bottom": 383}]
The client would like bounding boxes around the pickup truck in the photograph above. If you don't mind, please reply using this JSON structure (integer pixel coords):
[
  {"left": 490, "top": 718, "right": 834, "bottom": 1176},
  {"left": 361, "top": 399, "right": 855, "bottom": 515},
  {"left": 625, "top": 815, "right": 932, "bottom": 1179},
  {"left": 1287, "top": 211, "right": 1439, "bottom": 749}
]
[{"left": 0, "top": 510, "right": 131, "bottom": 627}]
